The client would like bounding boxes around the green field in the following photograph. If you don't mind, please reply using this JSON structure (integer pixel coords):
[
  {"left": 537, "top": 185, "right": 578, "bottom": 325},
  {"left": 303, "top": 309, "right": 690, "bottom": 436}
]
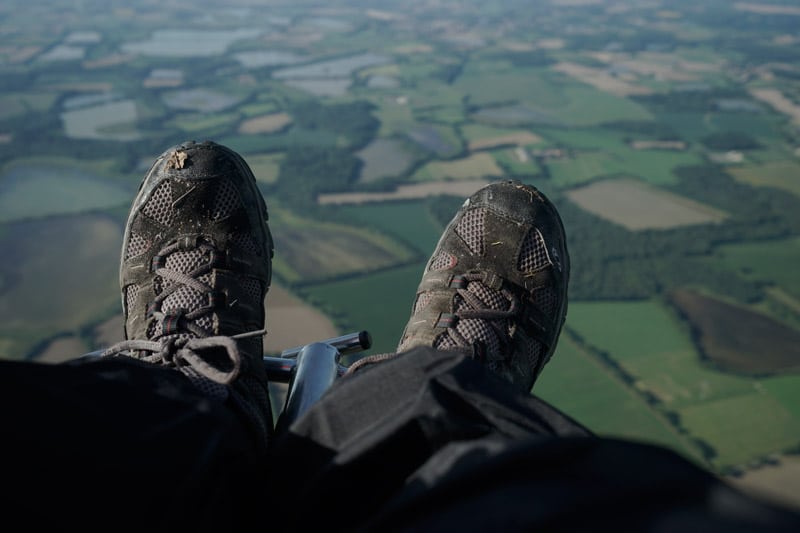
[
  {"left": 307, "top": 262, "right": 427, "bottom": 355},
  {"left": 712, "top": 237, "right": 800, "bottom": 298},
  {"left": 0, "top": 161, "right": 132, "bottom": 222},
  {"left": 535, "top": 335, "right": 698, "bottom": 461},
  {"left": 547, "top": 144, "right": 703, "bottom": 187},
  {"left": 338, "top": 200, "right": 443, "bottom": 255},
  {"left": 0, "top": 214, "right": 121, "bottom": 358},
  {"left": 563, "top": 300, "right": 800, "bottom": 468},
  {"left": 269, "top": 206, "right": 417, "bottom": 283},
  {"left": 679, "top": 393, "right": 800, "bottom": 468}
]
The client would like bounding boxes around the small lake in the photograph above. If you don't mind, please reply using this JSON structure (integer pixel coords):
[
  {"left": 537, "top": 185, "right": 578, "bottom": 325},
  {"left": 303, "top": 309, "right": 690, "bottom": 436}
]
[
  {"left": 0, "top": 164, "right": 130, "bottom": 222},
  {"left": 357, "top": 139, "right": 415, "bottom": 182},
  {"left": 273, "top": 52, "right": 391, "bottom": 79},
  {"left": 61, "top": 100, "right": 140, "bottom": 141},
  {"left": 39, "top": 45, "right": 85, "bottom": 61},
  {"left": 301, "top": 17, "right": 353, "bottom": 32},
  {"left": 234, "top": 50, "right": 306, "bottom": 68},
  {"left": 162, "top": 88, "right": 242, "bottom": 112},
  {"left": 284, "top": 78, "right": 352, "bottom": 97},
  {"left": 408, "top": 126, "right": 457, "bottom": 156},
  {"left": 122, "top": 28, "right": 262, "bottom": 57},
  {"left": 367, "top": 75, "right": 400, "bottom": 89}
]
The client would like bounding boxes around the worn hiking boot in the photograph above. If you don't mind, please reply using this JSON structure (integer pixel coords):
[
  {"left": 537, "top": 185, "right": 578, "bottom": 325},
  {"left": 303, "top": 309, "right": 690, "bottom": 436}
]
[
  {"left": 104, "top": 140, "right": 274, "bottom": 445},
  {"left": 396, "top": 180, "right": 569, "bottom": 392}
]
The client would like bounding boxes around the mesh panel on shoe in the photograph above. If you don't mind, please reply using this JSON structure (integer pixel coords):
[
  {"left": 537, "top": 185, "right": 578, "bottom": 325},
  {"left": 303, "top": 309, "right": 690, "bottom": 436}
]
[
  {"left": 414, "top": 292, "right": 433, "bottom": 313},
  {"left": 429, "top": 252, "right": 456, "bottom": 271},
  {"left": 517, "top": 228, "right": 550, "bottom": 272},
  {"left": 533, "top": 286, "right": 558, "bottom": 319},
  {"left": 239, "top": 277, "right": 262, "bottom": 305},
  {"left": 125, "top": 232, "right": 148, "bottom": 259},
  {"left": 231, "top": 232, "right": 258, "bottom": 255},
  {"left": 434, "top": 282, "right": 509, "bottom": 355},
  {"left": 455, "top": 208, "right": 486, "bottom": 255},
  {"left": 142, "top": 181, "right": 174, "bottom": 225},
  {"left": 125, "top": 284, "right": 139, "bottom": 316},
  {"left": 212, "top": 179, "right": 241, "bottom": 220},
  {"left": 527, "top": 341, "right": 543, "bottom": 375}
]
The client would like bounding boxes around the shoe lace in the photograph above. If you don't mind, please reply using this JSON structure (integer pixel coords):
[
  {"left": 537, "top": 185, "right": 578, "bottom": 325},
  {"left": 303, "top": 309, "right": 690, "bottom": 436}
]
[
  {"left": 105, "top": 238, "right": 265, "bottom": 384},
  {"left": 148, "top": 239, "right": 218, "bottom": 339},
  {"left": 436, "top": 273, "right": 522, "bottom": 359}
]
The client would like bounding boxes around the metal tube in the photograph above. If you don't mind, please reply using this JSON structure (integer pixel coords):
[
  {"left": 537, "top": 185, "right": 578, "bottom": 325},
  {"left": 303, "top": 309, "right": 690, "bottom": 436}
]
[
  {"left": 281, "top": 342, "right": 340, "bottom": 425},
  {"left": 280, "top": 330, "right": 371, "bottom": 359}
]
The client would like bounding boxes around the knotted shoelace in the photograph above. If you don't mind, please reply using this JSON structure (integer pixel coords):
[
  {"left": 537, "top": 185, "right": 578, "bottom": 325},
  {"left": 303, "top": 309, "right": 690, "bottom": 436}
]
[
  {"left": 101, "top": 330, "right": 265, "bottom": 384},
  {"left": 104, "top": 239, "right": 265, "bottom": 384}
]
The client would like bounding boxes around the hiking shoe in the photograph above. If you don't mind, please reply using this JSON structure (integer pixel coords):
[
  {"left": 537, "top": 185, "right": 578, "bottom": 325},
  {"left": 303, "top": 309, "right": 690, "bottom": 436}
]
[
  {"left": 396, "top": 180, "right": 569, "bottom": 392},
  {"left": 104, "top": 140, "right": 274, "bottom": 445}
]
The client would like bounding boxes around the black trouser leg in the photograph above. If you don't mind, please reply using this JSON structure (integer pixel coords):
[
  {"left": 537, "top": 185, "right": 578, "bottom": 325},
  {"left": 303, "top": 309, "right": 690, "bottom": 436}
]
[
  {"left": 0, "top": 358, "right": 266, "bottom": 532},
  {"left": 266, "top": 347, "right": 800, "bottom": 532}
]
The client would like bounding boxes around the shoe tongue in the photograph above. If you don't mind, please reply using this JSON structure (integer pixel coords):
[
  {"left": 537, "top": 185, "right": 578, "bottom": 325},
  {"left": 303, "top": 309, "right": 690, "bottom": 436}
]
[
  {"left": 463, "top": 281, "right": 508, "bottom": 312},
  {"left": 150, "top": 248, "right": 214, "bottom": 339},
  {"left": 435, "top": 281, "right": 509, "bottom": 355}
]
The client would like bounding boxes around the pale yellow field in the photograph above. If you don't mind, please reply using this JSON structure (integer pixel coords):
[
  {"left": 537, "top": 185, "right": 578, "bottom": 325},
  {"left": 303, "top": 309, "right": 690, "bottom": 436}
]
[
  {"left": 728, "top": 455, "right": 800, "bottom": 511},
  {"left": 468, "top": 132, "right": 543, "bottom": 151},
  {"left": 734, "top": 2, "right": 800, "bottom": 16},
  {"left": 318, "top": 179, "right": 491, "bottom": 205},
  {"left": 35, "top": 336, "right": 91, "bottom": 363},
  {"left": 567, "top": 178, "right": 728, "bottom": 230},
  {"left": 728, "top": 161, "right": 800, "bottom": 198},
  {"left": 552, "top": 62, "right": 653, "bottom": 97},
  {"left": 750, "top": 88, "right": 800, "bottom": 124},
  {"left": 238, "top": 112, "right": 293, "bottom": 134},
  {"left": 263, "top": 284, "right": 340, "bottom": 354},
  {"left": 416, "top": 153, "right": 504, "bottom": 181}
]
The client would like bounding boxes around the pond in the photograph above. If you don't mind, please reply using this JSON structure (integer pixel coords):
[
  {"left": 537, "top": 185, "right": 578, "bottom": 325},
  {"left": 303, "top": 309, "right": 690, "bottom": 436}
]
[
  {"left": 284, "top": 78, "right": 352, "bottom": 97},
  {"left": 38, "top": 45, "right": 85, "bottom": 61},
  {"left": 122, "top": 28, "right": 262, "bottom": 57},
  {"left": 367, "top": 75, "right": 400, "bottom": 89},
  {"left": 162, "top": 88, "right": 242, "bottom": 112},
  {"left": 357, "top": 138, "right": 415, "bottom": 182},
  {"left": 273, "top": 52, "right": 391, "bottom": 79},
  {"left": 408, "top": 125, "right": 457, "bottom": 156},
  {"left": 0, "top": 164, "right": 130, "bottom": 223},
  {"left": 234, "top": 50, "right": 306, "bottom": 68},
  {"left": 61, "top": 100, "right": 140, "bottom": 141}
]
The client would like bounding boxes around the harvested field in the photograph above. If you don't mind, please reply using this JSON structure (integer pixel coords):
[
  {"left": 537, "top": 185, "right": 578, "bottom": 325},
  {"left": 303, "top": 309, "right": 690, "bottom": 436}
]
[
  {"left": 729, "top": 456, "right": 800, "bottom": 511},
  {"left": 94, "top": 314, "right": 124, "bottom": 348},
  {"left": 566, "top": 178, "right": 727, "bottom": 230},
  {"left": 728, "top": 161, "right": 800, "bottom": 198},
  {"left": 750, "top": 88, "right": 800, "bottom": 125},
  {"left": 34, "top": 335, "right": 90, "bottom": 363},
  {"left": 246, "top": 153, "right": 283, "bottom": 184},
  {"left": 468, "top": 132, "right": 543, "bottom": 151},
  {"left": 238, "top": 112, "right": 292, "bottom": 134},
  {"left": 670, "top": 289, "right": 800, "bottom": 375},
  {"left": 734, "top": 2, "right": 800, "bottom": 16},
  {"left": 414, "top": 153, "right": 504, "bottom": 181},
  {"left": 318, "top": 179, "right": 491, "bottom": 205},
  {"left": 270, "top": 208, "right": 415, "bottom": 282},
  {"left": 552, "top": 62, "right": 653, "bottom": 97},
  {"left": 263, "top": 284, "right": 339, "bottom": 354}
]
